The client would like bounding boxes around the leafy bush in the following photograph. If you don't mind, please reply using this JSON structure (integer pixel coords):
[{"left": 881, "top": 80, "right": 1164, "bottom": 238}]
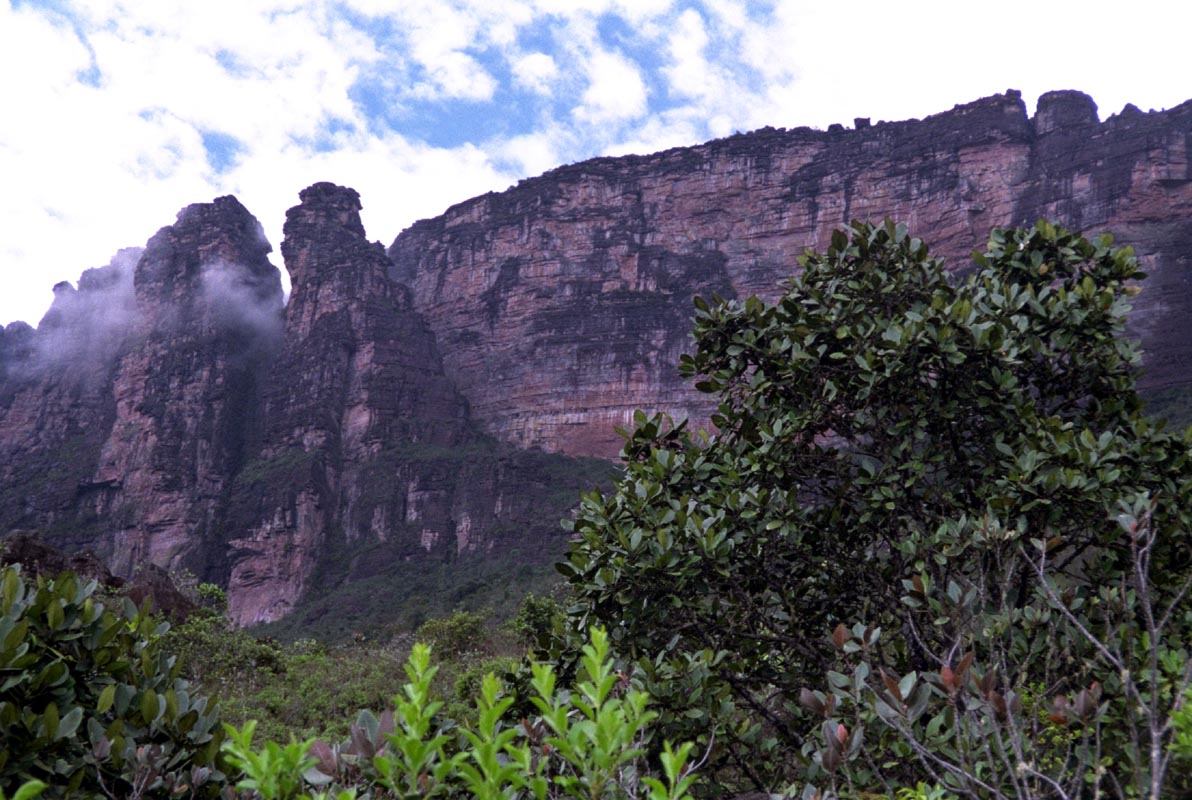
[
  {"left": 165, "top": 609, "right": 409, "bottom": 745},
  {"left": 217, "top": 628, "right": 700, "bottom": 800},
  {"left": 511, "top": 593, "right": 565, "bottom": 656},
  {"left": 415, "top": 609, "right": 492, "bottom": 659},
  {"left": 0, "top": 565, "right": 223, "bottom": 797},
  {"left": 559, "top": 220, "right": 1192, "bottom": 797}
]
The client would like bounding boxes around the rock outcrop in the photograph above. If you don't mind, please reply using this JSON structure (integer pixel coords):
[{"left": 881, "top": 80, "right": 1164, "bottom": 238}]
[
  {"left": 0, "top": 184, "right": 603, "bottom": 627},
  {"left": 389, "top": 90, "right": 1192, "bottom": 456},
  {"left": 2, "top": 89, "right": 1190, "bottom": 625},
  {"left": 1, "top": 197, "right": 284, "bottom": 580},
  {"left": 222, "top": 184, "right": 592, "bottom": 625}
]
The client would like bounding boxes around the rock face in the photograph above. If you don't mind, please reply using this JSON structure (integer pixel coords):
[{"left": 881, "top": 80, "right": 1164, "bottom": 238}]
[
  {"left": 1, "top": 197, "right": 284, "bottom": 582},
  {"left": 2, "top": 90, "right": 1191, "bottom": 624},
  {"left": 389, "top": 90, "right": 1192, "bottom": 456},
  {"left": 221, "top": 184, "right": 588, "bottom": 625},
  {"left": 0, "top": 184, "right": 603, "bottom": 626}
]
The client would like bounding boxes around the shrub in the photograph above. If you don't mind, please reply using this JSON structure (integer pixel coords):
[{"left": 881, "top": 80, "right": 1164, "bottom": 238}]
[
  {"left": 511, "top": 593, "right": 565, "bottom": 656},
  {"left": 559, "top": 220, "right": 1192, "bottom": 797},
  {"left": 415, "top": 609, "right": 492, "bottom": 659},
  {"left": 217, "top": 628, "right": 701, "bottom": 800},
  {"left": 0, "top": 565, "right": 223, "bottom": 797},
  {"left": 165, "top": 609, "right": 408, "bottom": 744}
]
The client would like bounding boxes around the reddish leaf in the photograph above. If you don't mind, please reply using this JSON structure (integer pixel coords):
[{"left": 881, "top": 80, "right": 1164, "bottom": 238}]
[
  {"left": 309, "top": 740, "right": 336, "bottom": 776},
  {"left": 955, "top": 651, "right": 974, "bottom": 681},
  {"left": 941, "top": 665, "right": 956, "bottom": 694},
  {"left": 990, "top": 691, "right": 1008, "bottom": 720},
  {"left": 799, "top": 688, "right": 824, "bottom": 716},
  {"left": 880, "top": 669, "right": 903, "bottom": 703}
]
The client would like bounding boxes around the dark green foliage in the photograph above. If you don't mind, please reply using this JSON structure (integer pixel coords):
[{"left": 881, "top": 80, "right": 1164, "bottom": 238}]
[
  {"left": 559, "top": 220, "right": 1192, "bottom": 796},
  {"left": 233, "top": 447, "right": 317, "bottom": 489},
  {"left": 415, "top": 609, "right": 492, "bottom": 659},
  {"left": 1143, "top": 383, "right": 1192, "bottom": 431},
  {"left": 511, "top": 593, "right": 565, "bottom": 656},
  {"left": 165, "top": 608, "right": 407, "bottom": 745},
  {"left": 257, "top": 554, "right": 563, "bottom": 643},
  {"left": 0, "top": 565, "right": 223, "bottom": 798}
]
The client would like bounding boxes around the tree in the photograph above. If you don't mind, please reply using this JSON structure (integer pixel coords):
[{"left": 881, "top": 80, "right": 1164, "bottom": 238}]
[{"left": 558, "top": 220, "right": 1192, "bottom": 797}]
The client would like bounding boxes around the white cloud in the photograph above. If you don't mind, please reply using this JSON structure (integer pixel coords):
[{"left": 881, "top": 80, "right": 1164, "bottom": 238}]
[
  {"left": 513, "top": 52, "right": 559, "bottom": 95},
  {"left": 4, "top": 0, "right": 1192, "bottom": 329},
  {"left": 495, "top": 129, "right": 569, "bottom": 177},
  {"left": 573, "top": 51, "right": 648, "bottom": 125}
]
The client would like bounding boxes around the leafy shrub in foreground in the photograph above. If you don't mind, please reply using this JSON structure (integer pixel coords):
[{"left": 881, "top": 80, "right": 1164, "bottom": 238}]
[
  {"left": 559, "top": 219, "right": 1192, "bottom": 797},
  {"left": 0, "top": 564, "right": 223, "bottom": 798},
  {"left": 218, "top": 627, "right": 700, "bottom": 800}
]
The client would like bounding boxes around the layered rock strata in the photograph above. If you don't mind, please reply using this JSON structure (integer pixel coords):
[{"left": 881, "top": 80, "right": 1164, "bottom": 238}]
[
  {"left": 3, "top": 89, "right": 1190, "bottom": 624},
  {"left": 0, "top": 185, "right": 600, "bottom": 626},
  {"left": 223, "top": 184, "right": 586, "bottom": 625},
  {"left": 389, "top": 90, "right": 1192, "bottom": 456}
]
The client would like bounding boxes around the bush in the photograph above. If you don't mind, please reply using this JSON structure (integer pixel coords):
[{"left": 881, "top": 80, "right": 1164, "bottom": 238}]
[
  {"left": 511, "top": 593, "right": 565, "bottom": 656},
  {"left": 0, "top": 565, "right": 223, "bottom": 797},
  {"left": 217, "top": 628, "right": 701, "bottom": 800},
  {"left": 165, "top": 609, "right": 409, "bottom": 744},
  {"left": 559, "top": 220, "right": 1192, "bottom": 797},
  {"left": 415, "top": 609, "right": 492, "bottom": 659}
]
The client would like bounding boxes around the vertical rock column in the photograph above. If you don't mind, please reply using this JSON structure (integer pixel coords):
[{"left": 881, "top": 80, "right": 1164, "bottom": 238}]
[
  {"left": 226, "top": 183, "right": 474, "bottom": 625},
  {"left": 91, "top": 196, "right": 283, "bottom": 576}
]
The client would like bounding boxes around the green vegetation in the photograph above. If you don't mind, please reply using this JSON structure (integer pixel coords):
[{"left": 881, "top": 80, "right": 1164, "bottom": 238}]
[
  {"left": 0, "top": 565, "right": 223, "bottom": 798},
  {"left": 216, "top": 628, "right": 698, "bottom": 800},
  {"left": 235, "top": 447, "right": 318, "bottom": 488},
  {"left": 5, "top": 219, "right": 1192, "bottom": 799},
  {"left": 558, "top": 220, "right": 1192, "bottom": 798},
  {"left": 1143, "top": 382, "right": 1192, "bottom": 431},
  {"left": 2, "top": 565, "right": 698, "bottom": 798},
  {"left": 0, "top": 781, "right": 47, "bottom": 800},
  {"left": 258, "top": 554, "right": 563, "bottom": 642},
  {"left": 166, "top": 598, "right": 543, "bottom": 744},
  {"left": 164, "top": 595, "right": 407, "bottom": 745}
]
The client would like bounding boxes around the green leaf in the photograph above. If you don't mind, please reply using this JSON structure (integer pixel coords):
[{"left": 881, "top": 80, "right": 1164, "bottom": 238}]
[{"left": 97, "top": 684, "right": 116, "bottom": 714}]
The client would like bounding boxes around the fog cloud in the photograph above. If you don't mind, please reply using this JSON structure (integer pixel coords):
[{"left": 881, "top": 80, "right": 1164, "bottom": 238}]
[
  {"left": 27, "top": 247, "right": 143, "bottom": 378},
  {"left": 199, "top": 259, "right": 284, "bottom": 342}
]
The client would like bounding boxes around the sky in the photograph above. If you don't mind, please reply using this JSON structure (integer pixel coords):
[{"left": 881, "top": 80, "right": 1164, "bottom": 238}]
[{"left": 2, "top": 0, "right": 1190, "bottom": 327}]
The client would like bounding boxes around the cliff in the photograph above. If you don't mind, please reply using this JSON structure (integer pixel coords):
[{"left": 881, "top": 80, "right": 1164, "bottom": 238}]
[
  {"left": 221, "top": 184, "right": 596, "bottom": 625},
  {"left": 2, "top": 89, "right": 1190, "bottom": 626},
  {"left": 0, "top": 186, "right": 603, "bottom": 627},
  {"left": 389, "top": 90, "right": 1192, "bottom": 456}
]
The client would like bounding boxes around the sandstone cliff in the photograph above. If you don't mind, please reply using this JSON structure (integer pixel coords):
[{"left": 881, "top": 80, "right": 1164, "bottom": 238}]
[
  {"left": 1, "top": 199, "right": 282, "bottom": 575},
  {"left": 389, "top": 90, "right": 1192, "bottom": 456},
  {"left": 222, "top": 184, "right": 596, "bottom": 625},
  {"left": 0, "top": 185, "right": 604, "bottom": 627},
  {"left": 2, "top": 89, "right": 1190, "bottom": 627}
]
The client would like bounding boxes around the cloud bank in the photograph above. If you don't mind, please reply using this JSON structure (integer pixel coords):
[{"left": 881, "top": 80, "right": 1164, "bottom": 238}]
[{"left": 3, "top": 0, "right": 1191, "bottom": 327}]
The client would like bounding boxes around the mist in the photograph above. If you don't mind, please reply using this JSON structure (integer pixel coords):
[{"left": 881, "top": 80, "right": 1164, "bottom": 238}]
[
  {"left": 198, "top": 258, "right": 285, "bottom": 343},
  {"left": 19, "top": 248, "right": 143, "bottom": 382}
]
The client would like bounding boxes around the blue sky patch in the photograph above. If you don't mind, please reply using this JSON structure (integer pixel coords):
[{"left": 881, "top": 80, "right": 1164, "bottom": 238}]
[{"left": 200, "top": 130, "right": 244, "bottom": 174}]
